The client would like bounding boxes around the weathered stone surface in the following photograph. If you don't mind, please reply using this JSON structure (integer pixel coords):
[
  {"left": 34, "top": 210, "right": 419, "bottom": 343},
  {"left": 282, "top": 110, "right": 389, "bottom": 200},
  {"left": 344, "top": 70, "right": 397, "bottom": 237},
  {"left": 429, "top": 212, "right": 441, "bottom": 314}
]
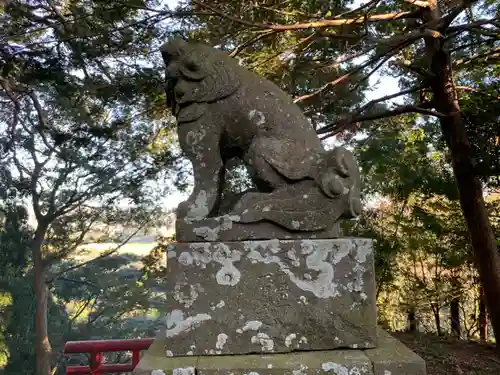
[
  {"left": 160, "top": 38, "right": 362, "bottom": 234},
  {"left": 196, "top": 350, "right": 373, "bottom": 375},
  {"left": 134, "top": 329, "right": 426, "bottom": 375},
  {"left": 135, "top": 344, "right": 373, "bottom": 375},
  {"left": 365, "top": 329, "right": 426, "bottom": 375},
  {"left": 134, "top": 335, "right": 197, "bottom": 375},
  {"left": 164, "top": 238, "right": 376, "bottom": 356},
  {"left": 176, "top": 215, "right": 340, "bottom": 242}
]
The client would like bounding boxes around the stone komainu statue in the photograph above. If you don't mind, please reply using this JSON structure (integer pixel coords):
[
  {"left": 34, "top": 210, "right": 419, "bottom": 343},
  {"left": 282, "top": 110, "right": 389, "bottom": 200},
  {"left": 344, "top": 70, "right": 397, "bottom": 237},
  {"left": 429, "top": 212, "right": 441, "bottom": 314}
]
[{"left": 160, "top": 38, "right": 362, "bottom": 232}]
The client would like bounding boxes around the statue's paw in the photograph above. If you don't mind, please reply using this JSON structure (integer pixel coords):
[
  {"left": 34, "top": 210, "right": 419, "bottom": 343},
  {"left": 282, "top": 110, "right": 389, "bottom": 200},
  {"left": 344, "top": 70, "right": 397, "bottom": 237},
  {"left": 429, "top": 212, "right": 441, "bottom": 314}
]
[
  {"left": 320, "top": 172, "right": 349, "bottom": 198},
  {"left": 346, "top": 195, "right": 363, "bottom": 218}
]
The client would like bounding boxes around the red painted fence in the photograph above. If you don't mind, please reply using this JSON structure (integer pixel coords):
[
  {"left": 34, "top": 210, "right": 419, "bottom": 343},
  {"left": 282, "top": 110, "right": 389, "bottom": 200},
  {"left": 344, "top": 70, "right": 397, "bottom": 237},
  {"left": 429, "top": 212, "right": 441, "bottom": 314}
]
[{"left": 63, "top": 338, "right": 154, "bottom": 374}]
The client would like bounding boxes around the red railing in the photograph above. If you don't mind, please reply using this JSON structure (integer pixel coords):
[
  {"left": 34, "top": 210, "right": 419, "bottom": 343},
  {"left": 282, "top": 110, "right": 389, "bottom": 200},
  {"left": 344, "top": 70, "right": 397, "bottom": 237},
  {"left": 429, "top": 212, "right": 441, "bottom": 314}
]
[{"left": 63, "top": 338, "right": 154, "bottom": 374}]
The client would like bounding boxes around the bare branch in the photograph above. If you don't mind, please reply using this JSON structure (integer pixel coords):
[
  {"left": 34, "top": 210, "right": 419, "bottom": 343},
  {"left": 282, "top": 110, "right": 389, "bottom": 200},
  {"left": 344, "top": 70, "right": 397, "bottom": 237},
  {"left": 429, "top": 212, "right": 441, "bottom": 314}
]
[
  {"left": 453, "top": 47, "right": 500, "bottom": 68},
  {"left": 449, "top": 37, "right": 498, "bottom": 54},
  {"left": 327, "top": 0, "right": 382, "bottom": 19},
  {"left": 10, "top": 117, "right": 46, "bottom": 222},
  {"left": 438, "top": 0, "right": 480, "bottom": 31},
  {"left": 350, "top": 52, "right": 393, "bottom": 93},
  {"left": 192, "top": 0, "right": 419, "bottom": 31},
  {"left": 447, "top": 17, "right": 499, "bottom": 34},
  {"left": 402, "top": 0, "right": 430, "bottom": 8},
  {"left": 229, "top": 30, "right": 277, "bottom": 57},
  {"left": 28, "top": 91, "right": 49, "bottom": 130},
  {"left": 69, "top": 296, "right": 95, "bottom": 323},
  {"left": 47, "top": 162, "right": 71, "bottom": 214},
  {"left": 293, "top": 29, "right": 440, "bottom": 103},
  {"left": 44, "top": 207, "right": 108, "bottom": 266},
  {"left": 51, "top": 221, "right": 150, "bottom": 278},
  {"left": 394, "top": 59, "right": 435, "bottom": 78},
  {"left": 56, "top": 277, "right": 99, "bottom": 289},
  {"left": 467, "top": 27, "right": 500, "bottom": 39},
  {"left": 318, "top": 98, "right": 445, "bottom": 138}
]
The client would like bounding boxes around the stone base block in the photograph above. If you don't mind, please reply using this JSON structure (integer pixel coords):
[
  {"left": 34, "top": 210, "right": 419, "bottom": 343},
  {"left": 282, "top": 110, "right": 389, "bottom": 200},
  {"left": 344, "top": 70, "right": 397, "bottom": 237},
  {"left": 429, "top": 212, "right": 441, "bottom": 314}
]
[
  {"left": 134, "top": 329, "right": 426, "bottom": 375},
  {"left": 176, "top": 216, "right": 341, "bottom": 242},
  {"left": 164, "top": 238, "right": 376, "bottom": 356}
]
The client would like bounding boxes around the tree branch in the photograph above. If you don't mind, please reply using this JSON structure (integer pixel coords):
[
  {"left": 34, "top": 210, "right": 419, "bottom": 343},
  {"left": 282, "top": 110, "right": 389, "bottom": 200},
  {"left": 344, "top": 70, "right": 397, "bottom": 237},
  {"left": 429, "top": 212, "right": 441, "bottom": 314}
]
[
  {"left": 192, "top": 0, "right": 419, "bottom": 31},
  {"left": 13, "top": 4, "right": 214, "bottom": 48},
  {"left": 28, "top": 91, "right": 50, "bottom": 130},
  {"left": 0, "top": 77, "right": 22, "bottom": 155},
  {"left": 50, "top": 221, "right": 149, "bottom": 279},
  {"left": 455, "top": 86, "right": 500, "bottom": 100},
  {"left": 402, "top": 0, "right": 430, "bottom": 8},
  {"left": 229, "top": 30, "right": 277, "bottom": 57},
  {"left": 325, "top": 0, "right": 382, "bottom": 19},
  {"left": 56, "top": 277, "right": 99, "bottom": 289},
  {"left": 293, "top": 29, "right": 440, "bottom": 103},
  {"left": 453, "top": 47, "right": 500, "bottom": 68},
  {"left": 394, "top": 59, "right": 436, "bottom": 79},
  {"left": 446, "top": 17, "right": 499, "bottom": 34},
  {"left": 44, "top": 207, "right": 107, "bottom": 266},
  {"left": 318, "top": 100, "right": 445, "bottom": 138}
]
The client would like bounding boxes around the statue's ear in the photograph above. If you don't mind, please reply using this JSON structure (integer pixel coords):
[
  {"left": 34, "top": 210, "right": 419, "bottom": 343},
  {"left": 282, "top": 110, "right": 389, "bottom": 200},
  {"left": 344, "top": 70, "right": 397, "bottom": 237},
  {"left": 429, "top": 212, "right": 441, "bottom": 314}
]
[
  {"left": 160, "top": 38, "right": 188, "bottom": 67},
  {"left": 179, "top": 58, "right": 206, "bottom": 81}
]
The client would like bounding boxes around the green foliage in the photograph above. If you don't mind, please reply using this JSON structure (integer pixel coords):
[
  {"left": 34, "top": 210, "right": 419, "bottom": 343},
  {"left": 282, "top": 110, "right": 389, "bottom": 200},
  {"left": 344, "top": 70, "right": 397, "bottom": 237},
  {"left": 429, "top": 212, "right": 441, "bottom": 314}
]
[
  {"left": 356, "top": 118, "right": 458, "bottom": 201},
  {"left": 0, "top": 202, "right": 67, "bottom": 375}
]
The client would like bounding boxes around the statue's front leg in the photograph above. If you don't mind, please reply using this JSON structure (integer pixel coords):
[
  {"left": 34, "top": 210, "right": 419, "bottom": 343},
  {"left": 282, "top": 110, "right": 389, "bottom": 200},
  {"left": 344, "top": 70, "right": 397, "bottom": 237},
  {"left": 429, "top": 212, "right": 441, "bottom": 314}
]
[{"left": 176, "top": 121, "right": 223, "bottom": 220}]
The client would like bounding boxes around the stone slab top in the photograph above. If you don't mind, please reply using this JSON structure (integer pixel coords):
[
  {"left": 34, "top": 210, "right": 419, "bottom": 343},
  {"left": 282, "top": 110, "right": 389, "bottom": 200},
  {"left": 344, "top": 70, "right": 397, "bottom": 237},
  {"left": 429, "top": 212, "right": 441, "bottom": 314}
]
[
  {"left": 365, "top": 329, "right": 426, "bottom": 375},
  {"left": 134, "top": 328, "right": 426, "bottom": 375},
  {"left": 175, "top": 216, "right": 341, "bottom": 243}
]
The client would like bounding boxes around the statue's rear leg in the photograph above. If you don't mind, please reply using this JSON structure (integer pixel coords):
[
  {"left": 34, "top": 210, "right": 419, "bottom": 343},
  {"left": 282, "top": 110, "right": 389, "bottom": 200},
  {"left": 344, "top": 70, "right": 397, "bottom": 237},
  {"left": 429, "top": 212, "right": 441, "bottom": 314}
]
[
  {"left": 176, "top": 121, "right": 223, "bottom": 220},
  {"left": 244, "top": 136, "right": 289, "bottom": 193}
]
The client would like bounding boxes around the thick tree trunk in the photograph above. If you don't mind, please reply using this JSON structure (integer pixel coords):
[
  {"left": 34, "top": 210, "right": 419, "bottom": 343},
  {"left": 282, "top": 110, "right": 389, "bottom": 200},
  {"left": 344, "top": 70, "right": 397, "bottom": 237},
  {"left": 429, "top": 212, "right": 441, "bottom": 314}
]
[
  {"left": 479, "top": 284, "right": 488, "bottom": 342},
  {"left": 33, "top": 225, "right": 52, "bottom": 375},
  {"left": 425, "top": 26, "right": 500, "bottom": 346},
  {"left": 450, "top": 277, "right": 461, "bottom": 338}
]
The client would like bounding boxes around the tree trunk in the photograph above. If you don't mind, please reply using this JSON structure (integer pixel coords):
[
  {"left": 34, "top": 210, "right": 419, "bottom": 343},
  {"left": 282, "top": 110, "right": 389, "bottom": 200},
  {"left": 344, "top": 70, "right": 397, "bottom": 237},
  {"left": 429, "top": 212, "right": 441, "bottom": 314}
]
[
  {"left": 408, "top": 307, "right": 417, "bottom": 332},
  {"left": 479, "top": 284, "right": 488, "bottom": 342},
  {"left": 450, "top": 298, "right": 460, "bottom": 338},
  {"left": 33, "top": 224, "right": 52, "bottom": 375},
  {"left": 431, "top": 302, "right": 442, "bottom": 335},
  {"left": 426, "top": 41, "right": 500, "bottom": 345},
  {"left": 423, "top": 0, "right": 500, "bottom": 348},
  {"left": 450, "top": 277, "right": 461, "bottom": 338}
]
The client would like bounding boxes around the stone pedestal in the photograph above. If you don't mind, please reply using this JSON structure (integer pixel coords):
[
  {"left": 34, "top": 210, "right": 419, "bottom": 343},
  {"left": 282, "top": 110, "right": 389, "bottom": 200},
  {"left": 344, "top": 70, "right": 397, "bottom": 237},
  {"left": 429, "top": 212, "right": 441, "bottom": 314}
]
[
  {"left": 135, "top": 237, "right": 426, "bottom": 375},
  {"left": 164, "top": 238, "right": 377, "bottom": 356},
  {"left": 134, "top": 329, "right": 426, "bottom": 375}
]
